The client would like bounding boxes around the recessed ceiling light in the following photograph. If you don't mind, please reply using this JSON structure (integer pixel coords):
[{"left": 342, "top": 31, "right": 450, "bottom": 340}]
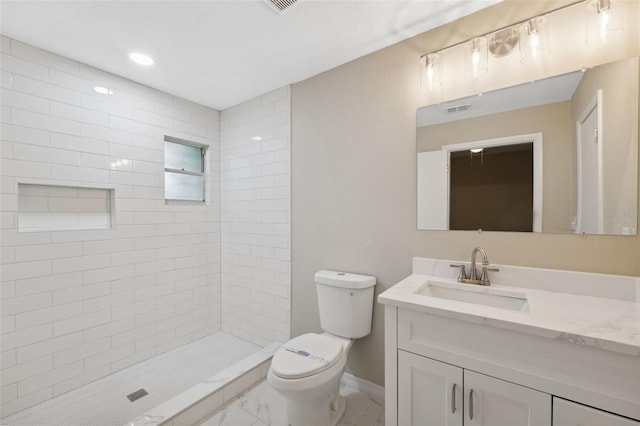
[
  {"left": 251, "top": 136, "right": 263, "bottom": 141},
  {"left": 93, "top": 86, "right": 113, "bottom": 95},
  {"left": 129, "top": 52, "right": 154, "bottom": 66}
]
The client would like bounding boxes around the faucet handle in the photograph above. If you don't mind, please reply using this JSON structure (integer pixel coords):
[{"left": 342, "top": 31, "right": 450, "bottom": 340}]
[
  {"left": 480, "top": 265, "right": 499, "bottom": 284},
  {"left": 450, "top": 264, "right": 467, "bottom": 282}
]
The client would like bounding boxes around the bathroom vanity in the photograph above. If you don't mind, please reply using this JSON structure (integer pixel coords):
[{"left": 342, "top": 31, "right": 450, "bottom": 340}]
[{"left": 378, "top": 257, "right": 640, "bottom": 426}]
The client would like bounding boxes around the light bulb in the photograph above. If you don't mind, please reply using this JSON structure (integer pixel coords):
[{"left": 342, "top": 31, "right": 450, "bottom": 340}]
[
  {"left": 426, "top": 63, "right": 435, "bottom": 90},
  {"left": 472, "top": 49, "right": 480, "bottom": 76},
  {"left": 464, "top": 38, "right": 487, "bottom": 80},
  {"left": 599, "top": 9, "right": 610, "bottom": 40},
  {"left": 421, "top": 53, "right": 441, "bottom": 90},
  {"left": 529, "top": 32, "right": 539, "bottom": 58}
]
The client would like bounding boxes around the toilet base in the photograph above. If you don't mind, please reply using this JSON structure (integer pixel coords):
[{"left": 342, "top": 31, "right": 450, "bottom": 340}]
[
  {"left": 330, "top": 393, "right": 346, "bottom": 426},
  {"left": 285, "top": 391, "right": 345, "bottom": 426}
]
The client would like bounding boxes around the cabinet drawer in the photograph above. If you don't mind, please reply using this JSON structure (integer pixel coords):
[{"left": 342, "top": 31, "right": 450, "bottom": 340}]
[{"left": 397, "top": 308, "right": 480, "bottom": 357}]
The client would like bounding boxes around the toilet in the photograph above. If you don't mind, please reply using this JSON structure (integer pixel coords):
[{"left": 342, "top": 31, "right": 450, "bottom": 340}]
[{"left": 267, "top": 270, "right": 376, "bottom": 426}]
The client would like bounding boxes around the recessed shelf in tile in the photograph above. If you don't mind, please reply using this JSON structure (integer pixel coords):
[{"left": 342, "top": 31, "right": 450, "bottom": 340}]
[{"left": 18, "top": 183, "right": 114, "bottom": 232}]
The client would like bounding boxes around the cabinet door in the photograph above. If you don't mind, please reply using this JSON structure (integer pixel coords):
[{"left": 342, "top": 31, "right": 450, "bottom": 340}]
[
  {"left": 554, "top": 398, "right": 640, "bottom": 426},
  {"left": 398, "top": 350, "right": 463, "bottom": 426},
  {"left": 464, "top": 370, "right": 551, "bottom": 426}
]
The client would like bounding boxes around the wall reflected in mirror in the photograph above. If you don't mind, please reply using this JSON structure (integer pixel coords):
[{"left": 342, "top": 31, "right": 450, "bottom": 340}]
[{"left": 417, "top": 56, "right": 639, "bottom": 235}]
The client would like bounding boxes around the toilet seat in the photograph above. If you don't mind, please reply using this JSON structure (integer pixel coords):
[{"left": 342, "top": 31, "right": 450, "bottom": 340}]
[{"left": 271, "top": 333, "right": 344, "bottom": 379}]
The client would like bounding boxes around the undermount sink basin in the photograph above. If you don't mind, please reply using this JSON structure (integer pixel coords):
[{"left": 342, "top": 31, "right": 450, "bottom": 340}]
[{"left": 416, "top": 280, "right": 530, "bottom": 312}]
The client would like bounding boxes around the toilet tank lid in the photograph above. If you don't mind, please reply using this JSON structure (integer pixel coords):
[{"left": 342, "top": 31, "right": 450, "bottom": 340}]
[{"left": 315, "top": 270, "right": 376, "bottom": 289}]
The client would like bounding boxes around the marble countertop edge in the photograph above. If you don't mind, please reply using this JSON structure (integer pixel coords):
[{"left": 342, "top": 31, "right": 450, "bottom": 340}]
[{"left": 379, "top": 274, "right": 640, "bottom": 358}]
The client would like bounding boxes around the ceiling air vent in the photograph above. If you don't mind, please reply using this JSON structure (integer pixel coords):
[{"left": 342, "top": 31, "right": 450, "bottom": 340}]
[
  {"left": 444, "top": 104, "right": 472, "bottom": 114},
  {"left": 263, "top": 0, "right": 301, "bottom": 14}
]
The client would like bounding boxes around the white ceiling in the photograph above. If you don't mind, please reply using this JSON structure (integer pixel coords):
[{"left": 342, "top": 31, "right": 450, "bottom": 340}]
[{"left": 1, "top": 0, "right": 500, "bottom": 110}]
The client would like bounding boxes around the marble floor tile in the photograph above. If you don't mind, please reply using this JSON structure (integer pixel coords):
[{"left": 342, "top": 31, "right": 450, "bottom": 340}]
[
  {"left": 200, "top": 403, "right": 267, "bottom": 426},
  {"left": 201, "top": 378, "right": 384, "bottom": 426},
  {"left": 337, "top": 384, "right": 384, "bottom": 426}
]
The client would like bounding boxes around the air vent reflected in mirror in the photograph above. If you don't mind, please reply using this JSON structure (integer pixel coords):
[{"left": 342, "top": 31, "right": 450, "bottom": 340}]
[{"left": 444, "top": 104, "right": 472, "bottom": 114}]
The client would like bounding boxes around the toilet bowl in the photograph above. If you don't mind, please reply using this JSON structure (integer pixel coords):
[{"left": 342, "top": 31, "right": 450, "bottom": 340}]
[
  {"left": 267, "top": 270, "right": 376, "bottom": 426},
  {"left": 268, "top": 332, "right": 352, "bottom": 426}
]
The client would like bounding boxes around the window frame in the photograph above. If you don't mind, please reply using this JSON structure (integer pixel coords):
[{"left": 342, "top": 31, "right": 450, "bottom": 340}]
[{"left": 164, "top": 135, "right": 207, "bottom": 203}]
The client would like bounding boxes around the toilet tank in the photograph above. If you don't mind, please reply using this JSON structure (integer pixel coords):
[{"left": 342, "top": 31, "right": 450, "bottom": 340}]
[{"left": 314, "top": 270, "right": 376, "bottom": 339}]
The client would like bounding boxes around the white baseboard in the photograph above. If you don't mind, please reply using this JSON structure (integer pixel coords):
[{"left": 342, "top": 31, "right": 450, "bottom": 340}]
[{"left": 341, "top": 372, "right": 385, "bottom": 403}]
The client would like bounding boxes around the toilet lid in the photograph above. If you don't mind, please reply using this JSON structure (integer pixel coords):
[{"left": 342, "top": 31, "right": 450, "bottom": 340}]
[{"left": 271, "top": 333, "right": 344, "bottom": 379}]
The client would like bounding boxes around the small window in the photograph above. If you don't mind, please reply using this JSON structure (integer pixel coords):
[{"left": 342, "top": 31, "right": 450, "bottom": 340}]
[{"left": 164, "top": 136, "right": 206, "bottom": 202}]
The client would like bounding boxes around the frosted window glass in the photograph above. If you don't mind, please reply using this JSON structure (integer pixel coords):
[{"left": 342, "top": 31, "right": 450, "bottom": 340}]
[
  {"left": 164, "top": 141, "right": 202, "bottom": 173},
  {"left": 165, "top": 172, "right": 204, "bottom": 201}
]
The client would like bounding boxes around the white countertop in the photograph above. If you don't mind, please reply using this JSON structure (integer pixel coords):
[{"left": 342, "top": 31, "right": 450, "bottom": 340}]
[{"left": 379, "top": 268, "right": 640, "bottom": 358}]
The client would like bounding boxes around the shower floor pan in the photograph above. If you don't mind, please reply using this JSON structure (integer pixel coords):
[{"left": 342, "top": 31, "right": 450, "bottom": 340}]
[{"left": 3, "top": 332, "right": 279, "bottom": 426}]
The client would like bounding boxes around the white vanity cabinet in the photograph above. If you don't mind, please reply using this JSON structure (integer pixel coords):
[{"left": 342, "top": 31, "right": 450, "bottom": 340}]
[
  {"left": 382, "top": 304, "right": 640, "bottom": 426},
  {"left": 398, "top": 350, "right": 551, "bottom": 426},
  {"left": 379, "top": 259, "right": 640, "bottom": 426},
  {"left": 554, "top": 399, "right": 640, "bottom": 426}
]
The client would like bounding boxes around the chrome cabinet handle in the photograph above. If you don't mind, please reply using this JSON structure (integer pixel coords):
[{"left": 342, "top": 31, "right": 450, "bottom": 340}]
[
  {"left": 451, "top": 383, "right": 457, "bottom": 413},
  {"left": 469, "top": 388, "right": 474, "bottom": 421}
]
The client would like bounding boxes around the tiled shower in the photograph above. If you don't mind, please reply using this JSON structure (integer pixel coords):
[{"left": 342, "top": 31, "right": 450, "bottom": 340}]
[{"left": 0, "top": 36, "right": 291, "bottom": 418}]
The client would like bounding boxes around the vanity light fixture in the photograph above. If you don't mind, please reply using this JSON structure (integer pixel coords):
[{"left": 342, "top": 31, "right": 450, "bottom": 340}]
[
  {"left": 519, "top": 16, "right": 550, "bottom": 63},
  {"left": 586, "top": 0, "right": 624, "bottom": 45},
  {"left": 129, "top": 52, "right": 154, "bottom": 66},
  {"left": 464, "top": 37, "right": 488, "bottom": 79},
  {"left": 417, "top": 0, "right": 621, "bottom": 90},
  {"left": 93, "top": 86, "right": 113, "bottom": 95},
  {"left": 420, "top": 53, "right": 441, "bottom": 90}
]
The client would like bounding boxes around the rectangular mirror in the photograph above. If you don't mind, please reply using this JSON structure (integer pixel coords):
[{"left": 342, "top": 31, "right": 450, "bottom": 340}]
[{"left": 417, "top": 56, "right": 639, "bottom": 235}]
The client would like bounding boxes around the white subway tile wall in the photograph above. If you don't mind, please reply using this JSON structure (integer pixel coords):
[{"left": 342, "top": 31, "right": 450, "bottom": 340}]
[
  {"left": 0, "top": 36, "right": 222, "bottom": 417},
  {"left": 220, "top": 87, "right": 291, "bottom": 347}
]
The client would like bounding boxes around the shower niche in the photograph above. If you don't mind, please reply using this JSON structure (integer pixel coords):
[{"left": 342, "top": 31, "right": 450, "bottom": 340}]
[{"left": 17, "top": 183, "right": 114, "bottom": 232}]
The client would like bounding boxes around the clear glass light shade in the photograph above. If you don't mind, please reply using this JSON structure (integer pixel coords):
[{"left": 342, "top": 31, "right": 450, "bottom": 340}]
[
  {"left": 420, "top": 53, "right": 441, "bottom": 90},
  {"left": 519, "top": 16, "right": 550, "bottom": 63},
  {"left": 464, "top": 37, "right": 488, "bottom": 80},
  {"left": 585, "top": 0, "right": 624, "bottom": 46}
]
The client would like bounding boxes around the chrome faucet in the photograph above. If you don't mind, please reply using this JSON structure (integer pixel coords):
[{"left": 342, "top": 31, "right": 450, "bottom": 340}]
[
  {"left": 450, "top": 247, "right": 499, "bottom": 285},
  {"left": 469, "top": 247, "right": 487, "bottom": 281}
]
